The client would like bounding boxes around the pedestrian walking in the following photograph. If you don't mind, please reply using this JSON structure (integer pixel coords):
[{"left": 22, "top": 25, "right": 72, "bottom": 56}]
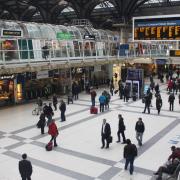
[
  {"left": 110, "top": 83, "right": 115, "bottom": 96},
  {"left": 124, "top": 85, "right": 130, "bottom": 102},
  {"left": 156, "top": 95, "right": 162, "bottom": 114},
  {"left": 116, "top": 114, "right": 126, "bottom": 144},
  {"left": 52, "top": 94, "right": 58, "bottom": 111},
  {"left": 124, "top": 139, "right": 138, "bottom": 175},
  {"left": 19, "top": 153, "right": 33, "bottom": 180},
  {"left": 142, "top": 93, "right": 151, "bottom": 114},
  {"left": 135, "top": 118, "right": 145, "bottom": 146},
  {"left": 48, "top": 119, "right": 58, "bottom": 147},
  {"left": 168, "top": 93, "right": 175, "bottom": 111},
  {"left": 36, "top": 97, "right": 43, "bottom": 115},
  {"left": 59, "top": 100, "right": 66, "bottom": 122},
  {"left": 46, "top": 103, "right": 54, "bottom": 126},
  {"left": 101, "top": 119, "right": 111, "bottom": 149}
]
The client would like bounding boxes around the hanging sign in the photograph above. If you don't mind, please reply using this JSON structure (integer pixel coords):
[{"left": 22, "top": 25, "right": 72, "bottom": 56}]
[{"left": 2, "top": 29, "right": 22, "bottom": 37}]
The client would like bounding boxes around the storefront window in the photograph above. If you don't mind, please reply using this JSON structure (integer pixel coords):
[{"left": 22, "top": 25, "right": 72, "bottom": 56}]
[
  {"left": 73, "top": 41, "right": 80, "bottom": 57},
  {"left": 0, "top": 79, "right": 14, "bottom": 105},
  {"left": 2, "top": 40, "right": 19, "bottom": 61},
  {"left": 59, "top": 41, "right": 67, "bottom": 57},
  {"left": 84, "top": 42, "right": 91, "bottom": 56}
]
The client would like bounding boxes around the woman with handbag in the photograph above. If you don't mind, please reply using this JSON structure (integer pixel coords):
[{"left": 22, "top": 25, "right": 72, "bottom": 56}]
[{"left": 48, "top": 119, "right": 59, "bottom": 147}]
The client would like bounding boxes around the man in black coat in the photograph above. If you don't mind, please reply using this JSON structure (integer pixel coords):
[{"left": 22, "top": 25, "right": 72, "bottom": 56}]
[
  {"left": 135, "top": 118, "right": 145, "bottom": 146},
  {"left": 52, "top": 94, "right": 58, "bottom": 111},
  {"left": 124, "top": 139, "right": 137, "bottom": 175},
  {"left": 101, "top": 119, "right": 111, "bottom": 149},
  {"left": 156, "top": 95, "right": 162, "bottom": 114},
  {"left": 59, "top": 100, "right": 66, "bottom": 122},
  {"left": 143, "top": 93, "right": 151, "bottom": 114},
  {"left": 19, "top": 153, "right": 32, "bottom": 180},
  {"left": 116, "top": 114, "right": 126, "bottom": 144},
  {"left": 168, "top": 93, "right": 175, "bottom": 111}
]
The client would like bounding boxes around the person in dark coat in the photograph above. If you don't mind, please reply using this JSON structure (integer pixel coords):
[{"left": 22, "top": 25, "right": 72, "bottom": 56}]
[
  {"left": 124, "top": 85, "right": 129, "bottom": 102},
  {"left": 19, "top": 153, "right": 32, "bottom": 180},
  {"left": 119, "top": 82, "right": 124, "bottom": 99},
  {"left": 101, "top": 119, "right": 111, "bottom": 149},
  {"left": 59, "top": 100, "right": 66, "bottom": 122},
  {"left": 46, "top": 103, "right": 54, "bottom": 126},
  {"left": 142, "top": 93, "right": 151, "bottom": 114},
  {"left": 153, "top": 158, "right": 180, "bottom": 180},
  {"left": 168, "top": 93, "right": 175, "bottom": 111},
  {"left": 155, "top": 83, "right": 159, "bottom": 94},
  {"left": 116, "top": 114, "right": 126, "bottom": 144},
  {"left": 48, "top": 119, "right": 58, "bottom": 147},
  {"left": 52, "top": 94, "right": 58, "bottom": 111},
  {"left": 37, "top": 112, "right": 46, "bottom": 134},
  {"left": 135, "top": 117, "right": 145, "bottom": 146},
  {"left": 110, "top": 83, "right": 115, "bottom": 96},
  {"left": 124, "top": 139, "right": 138, "bottom": 175},
  {"left": 90, "top": 88, "right": 97, "bottom": 106},
  {"left": 156, "top": 95, "right": 163, "bottom": 114}
]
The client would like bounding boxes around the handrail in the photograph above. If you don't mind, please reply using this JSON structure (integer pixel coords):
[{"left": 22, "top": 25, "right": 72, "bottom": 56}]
[{"left": 0, "top": 48, "right": 170, "bottom": 65}]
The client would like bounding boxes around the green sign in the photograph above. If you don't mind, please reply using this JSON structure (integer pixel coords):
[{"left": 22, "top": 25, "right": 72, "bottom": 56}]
[{"left": 57, "top": 32, "right": 72, "bottom": 40}]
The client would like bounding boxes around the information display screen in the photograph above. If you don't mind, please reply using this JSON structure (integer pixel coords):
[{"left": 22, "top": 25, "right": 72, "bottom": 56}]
[
  {"left": 133, "top": 16, "right": 180, "bottom": 41},
  {"left": 170, "top": 50, "right": 180, "bottom": 57}
]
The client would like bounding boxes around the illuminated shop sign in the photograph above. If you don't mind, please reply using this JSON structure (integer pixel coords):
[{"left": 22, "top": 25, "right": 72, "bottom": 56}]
[
  {"left": 2, "top": 29, "right": 22, "bottom": 37},
  {"left": 84, "top": 34, "right": 96, "bottom": 40},
  {"left": 57, "top": 32, "right": 72, "bottom": 40},
  {"left": 170, "top": 50, "right": 180, "bottom": 57},
  {"left": 0, "top": 74, "right": 15, "bottom": 80}
]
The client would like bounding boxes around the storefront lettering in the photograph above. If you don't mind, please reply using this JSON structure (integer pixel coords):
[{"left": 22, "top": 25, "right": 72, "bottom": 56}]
[{"left": 0, "top": 75, "right": 15, "bottom": 80}]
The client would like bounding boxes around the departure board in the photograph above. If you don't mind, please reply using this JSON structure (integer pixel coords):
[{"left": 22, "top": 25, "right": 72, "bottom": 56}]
[{"left": 133, "top": 16, "right": 180, "bottom": 41}]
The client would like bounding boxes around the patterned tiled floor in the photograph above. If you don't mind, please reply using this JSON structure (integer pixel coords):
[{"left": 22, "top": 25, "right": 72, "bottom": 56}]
[{"left": 0, "top": 81, "right": 179, "bottom": 180}]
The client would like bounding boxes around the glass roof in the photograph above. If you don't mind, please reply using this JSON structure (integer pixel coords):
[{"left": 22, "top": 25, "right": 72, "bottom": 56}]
[
  {"left": 94, "top": 1, "right": 114, "bottom": 9},
  {"left": 61, "top": 7, "right": 74, "bottom": 13}
]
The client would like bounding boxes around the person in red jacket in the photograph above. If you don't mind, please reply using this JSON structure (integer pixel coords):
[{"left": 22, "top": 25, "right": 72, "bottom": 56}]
[
  {"left": 168, "top": 146, "right": 180, "bottom": 162},
  {"left": 48, "top": 119, "right": 58, "bottom": 147}
]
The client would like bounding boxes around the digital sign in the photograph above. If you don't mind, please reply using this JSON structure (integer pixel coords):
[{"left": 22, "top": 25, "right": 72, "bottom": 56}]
[
  {"left": 2, "top": 29, "right": 22, "bottom": 37},
  {"left": 133, "top": 15, "right": 180, "bottom": 41},
  {"left": 170, "top": 50, "right": 180, "bottom": 57}
]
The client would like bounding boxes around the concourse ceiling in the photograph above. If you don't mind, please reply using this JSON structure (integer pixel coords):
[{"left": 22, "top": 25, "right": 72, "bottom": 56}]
[{"left": 0, "top": 0, "right": 180, "bottom": 29}]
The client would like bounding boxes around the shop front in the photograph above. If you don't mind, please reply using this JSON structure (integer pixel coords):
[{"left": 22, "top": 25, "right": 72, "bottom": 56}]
[{"left": 0, "top": 74, "right": 15, "bottom": 106}]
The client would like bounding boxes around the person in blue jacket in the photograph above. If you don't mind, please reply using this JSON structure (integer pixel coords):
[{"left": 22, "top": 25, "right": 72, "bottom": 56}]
[{"left": 99, "top": 93, "right": 106, "bottom": 112}]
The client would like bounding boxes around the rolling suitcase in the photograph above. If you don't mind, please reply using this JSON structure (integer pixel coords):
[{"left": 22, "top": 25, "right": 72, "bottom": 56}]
[
  {"left": 90, "top": 106, "right": 98, "bottom": 114},
  {"left": 45, "top": 142, "right": 53, "bottom": 151}
]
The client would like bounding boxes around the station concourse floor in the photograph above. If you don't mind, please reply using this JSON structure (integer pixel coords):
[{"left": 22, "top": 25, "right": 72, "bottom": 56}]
[{"left": 0, "top": 81, "right": 179, "bottom": 180}]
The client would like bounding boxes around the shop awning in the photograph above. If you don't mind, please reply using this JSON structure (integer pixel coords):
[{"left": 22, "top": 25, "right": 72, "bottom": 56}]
[
  {"left": 133, "top": 58, "right": 153, "bottom": 64},
  {"left": 170, "top": 58, "right": 180, "bottom": 64}
]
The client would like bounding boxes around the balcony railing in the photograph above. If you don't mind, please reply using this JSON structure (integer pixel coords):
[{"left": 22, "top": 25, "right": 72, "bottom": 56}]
[{"left": 0, "top": 48, "right": 170, "bottom": 65}]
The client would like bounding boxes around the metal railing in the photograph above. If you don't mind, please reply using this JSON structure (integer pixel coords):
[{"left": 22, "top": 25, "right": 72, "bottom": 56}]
[{"left": 0, "top": 48, "right": 170, "bottom": 65}]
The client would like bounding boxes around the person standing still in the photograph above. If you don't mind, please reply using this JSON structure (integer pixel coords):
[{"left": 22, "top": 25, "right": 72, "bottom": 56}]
[
  {"left": 168, "top": 93, "right": 175, "bottom": 111},
  {"left": 135, "top": 118, "right": 145, "bottom": 146},
  {"left": 90, "top": 88, "right": 97, "bottom": 106},
  {"left": 38, "top": 112, "right": 46, "bottom": 134},
  {"left": 116, "top": 114, "right": 126, "bottom": 144},
  {"left": 19, "top": 153, "right": 33, "bottom": 180},
  {"left": 59, "top": 100, "right": 66, "bottom": 122},
  {"left": 124, "top": 139, "right": 138, "bottom": 175},
  {"left": 52, "top": 94, "right": 58, "bottom": 111},
  {"left": 99, "top": 93, "right": 106, "bottom": 112},
  {"left": 101, "top": 119, "right": 111, "bottom": 149}
]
